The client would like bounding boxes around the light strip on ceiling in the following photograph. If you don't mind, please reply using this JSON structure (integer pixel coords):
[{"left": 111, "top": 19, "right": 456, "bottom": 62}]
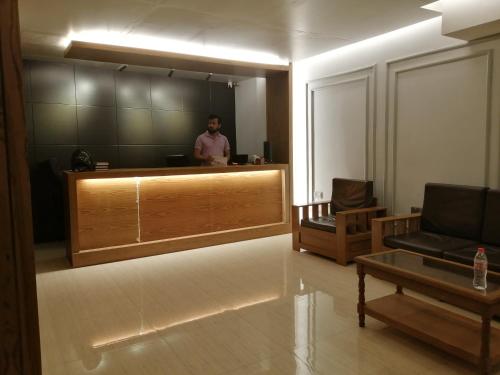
[
  {"left": 61, "top": 30, "right": 289, "bottom": 66},
  {"left": 301, "top": 16, "right": 443, "bottom": 64},
  {"left": 421, "top": 1, "right": 443, "bottom": 13}
]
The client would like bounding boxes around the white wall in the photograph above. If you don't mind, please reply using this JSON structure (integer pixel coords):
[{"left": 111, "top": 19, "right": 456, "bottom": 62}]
[
  {"left": 293, "top": 16, "right": 500, "bottom": 214},
  {"left": 235, "top": 77, "right": 267, "bottom": 156}
]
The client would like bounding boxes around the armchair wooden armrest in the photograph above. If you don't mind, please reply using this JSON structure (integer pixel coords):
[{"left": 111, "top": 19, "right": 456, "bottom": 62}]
[
  {"left": 371, "top": 213, "right": 422, "bottom": 253},
  {"left": 292, "top": 200, "right": 331, "bottom": 208},
  {"left": 335, "top": 206, "right": 387, "bottom": 236},
  {"left": 292, "top": 201, "right": 331, "bottom": 224},
  {"left": 292, "top": 202, "right": 332, "bottom": 250}
]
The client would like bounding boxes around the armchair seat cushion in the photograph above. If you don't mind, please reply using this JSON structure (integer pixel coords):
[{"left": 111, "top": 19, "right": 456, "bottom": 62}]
[
  {"left": 384, "top": 231, "right": 478, "bottom": 258},
  {"left": 444, "top": 245, "right": 500, "bottom": 272},
  {"left": 301, "top": 215, "right": 336, "bottom": 233}
]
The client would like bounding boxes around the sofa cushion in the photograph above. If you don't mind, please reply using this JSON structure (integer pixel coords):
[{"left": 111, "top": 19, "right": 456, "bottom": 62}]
[
  {"left": 444, "top": 245, "right": 500, "bottom": 272},
  {"left": 301, "top": 215, "right": 336, "bottom": 233},
  {"left": 384, "top": 231, "right": 478, "bottom": 258},
  {"left": 331, "top": 178, "right": 375, "bottom": 213},
  {"left": 482, "top": 189, "right": 500, "bottom": 246},
  {"left": 421, "top": 183, "right": 488, "bottom": 241}
]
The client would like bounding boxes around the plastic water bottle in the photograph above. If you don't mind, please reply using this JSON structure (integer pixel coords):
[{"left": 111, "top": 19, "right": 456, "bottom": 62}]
[{"left": 473, "top": 247, "right": 488, "bottom": 290}]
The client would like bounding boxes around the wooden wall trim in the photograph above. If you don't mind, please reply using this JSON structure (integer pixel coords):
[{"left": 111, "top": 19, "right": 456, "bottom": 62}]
[
  {"left": 266, "top": 72, "right": 290, "bottom": 164},
  {"left": 0, "top": 0, "right": 41, "bottom": 373}
]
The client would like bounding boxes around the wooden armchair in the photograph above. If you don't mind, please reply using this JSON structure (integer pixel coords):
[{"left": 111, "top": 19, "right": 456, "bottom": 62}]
[
  {"left": 292, "top": 179, "right": 386, "bottom": 265},
  {"left": 371, "top": 213, "right": 422, "bottom": 253}
]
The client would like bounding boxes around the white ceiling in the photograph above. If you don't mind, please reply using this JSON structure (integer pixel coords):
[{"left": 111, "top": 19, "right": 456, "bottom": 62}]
[{"left": 19, "top": 0, "right": 438, "bottom": 64}]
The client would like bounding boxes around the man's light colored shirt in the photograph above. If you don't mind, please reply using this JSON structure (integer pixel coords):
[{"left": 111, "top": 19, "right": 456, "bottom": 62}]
[{"left": 194, "top": 131, "right": 230, "bottom": 161}]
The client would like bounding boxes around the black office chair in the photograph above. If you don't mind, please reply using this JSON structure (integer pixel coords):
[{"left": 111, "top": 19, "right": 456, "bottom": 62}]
[
  {"left": 30, "top": 158, "right": 65, "bottom": 243},
  {"left": 165, "top": 154, "right": 190, "bottom": 167},
  {"left": 231, "top": 154, "right": 248, "bottom": 165}
]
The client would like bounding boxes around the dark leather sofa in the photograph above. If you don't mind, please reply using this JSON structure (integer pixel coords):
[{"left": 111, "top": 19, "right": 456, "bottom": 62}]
[{"left": 372, "top": 183, "right": 500, "bottom": 271}]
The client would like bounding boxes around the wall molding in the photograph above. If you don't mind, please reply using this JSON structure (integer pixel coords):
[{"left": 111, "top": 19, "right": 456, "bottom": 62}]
[
  {"left": 385, "top": 49, "right": 493, "bottom": 213},
  {"left": 306, "top": 65, "right": 376, "bottom": 202}
]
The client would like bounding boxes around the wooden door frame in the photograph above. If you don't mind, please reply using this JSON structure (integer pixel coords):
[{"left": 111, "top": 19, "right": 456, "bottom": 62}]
[{"left": 0, "top": 0, "right": 42, "bottom": 373}]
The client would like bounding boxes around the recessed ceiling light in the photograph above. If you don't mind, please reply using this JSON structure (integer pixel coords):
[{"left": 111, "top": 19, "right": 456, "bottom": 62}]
[
  {"left": 60, "top": 30, "right": 289, "bottom": 66},
  {"left": 421, "top": 1, "right": 443, "bottom": 13}
]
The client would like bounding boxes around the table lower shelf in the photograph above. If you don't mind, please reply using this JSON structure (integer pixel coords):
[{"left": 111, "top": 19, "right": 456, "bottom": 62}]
[{"left": 364, "top": 294, "right": 500, "bottom": 365}]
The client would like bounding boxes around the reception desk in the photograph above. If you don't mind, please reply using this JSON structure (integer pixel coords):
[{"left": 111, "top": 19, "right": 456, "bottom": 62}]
[{"left": 65, "top": 164, "right": 290, "bottom": 267}]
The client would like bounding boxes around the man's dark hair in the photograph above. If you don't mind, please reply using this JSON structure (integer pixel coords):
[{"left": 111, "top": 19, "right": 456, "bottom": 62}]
[{"left": 208, "top": 114, "right": 222, "bottom": 124}]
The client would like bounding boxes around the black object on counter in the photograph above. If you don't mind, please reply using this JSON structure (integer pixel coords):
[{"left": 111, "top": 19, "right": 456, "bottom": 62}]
[{"left": 71, "top": 149, "right": 95, "bottom": 172}]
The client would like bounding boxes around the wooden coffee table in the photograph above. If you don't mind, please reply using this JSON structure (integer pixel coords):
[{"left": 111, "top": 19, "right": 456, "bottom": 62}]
[{"left": 355, "top": 249, "right": 500, "bottom": 374}]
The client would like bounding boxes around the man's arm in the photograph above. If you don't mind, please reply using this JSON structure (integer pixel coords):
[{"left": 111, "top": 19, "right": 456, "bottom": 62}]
[
  {"left": 194, "top": 136, "right": 210, "bottom": 162},
  {"left": 194, "top": 148, "right": 213, "bottom": 162},
  {"left": 224, "top": 138, "right": 230, "bottom": 158}
]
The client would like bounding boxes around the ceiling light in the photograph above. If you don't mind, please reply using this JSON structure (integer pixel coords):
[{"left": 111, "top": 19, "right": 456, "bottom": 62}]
[
  {"left": 61, "top": 30, "right": 289, "bottom": 66},
  {"left": 421, "top": 1, "right": 443, "bottom": 13}
]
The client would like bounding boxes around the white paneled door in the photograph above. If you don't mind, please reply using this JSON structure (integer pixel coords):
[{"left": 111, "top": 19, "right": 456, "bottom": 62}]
[
  {"left": 387, "top": 51, "right": 492, "bottom": 214},
  {"left": 308, "top": 67, "right": 374, "bottom": 202}
]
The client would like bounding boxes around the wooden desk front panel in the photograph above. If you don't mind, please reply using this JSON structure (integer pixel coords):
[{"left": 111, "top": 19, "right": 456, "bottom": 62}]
[
  {"left": 77, "top": 178, "right": 138, "bottom": 250},
  {"left": 139, "top": 170, "right": 284, "bottom": 242},
  {"left": 66, "top": 165, "right": 290, "bottom": 266}
]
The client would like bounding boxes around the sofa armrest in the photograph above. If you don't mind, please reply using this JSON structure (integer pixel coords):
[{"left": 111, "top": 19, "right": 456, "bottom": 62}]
[
  {"left": 336, "top": 206, "right": 387, "bottom": 216},
  {"left": 372, "top": 213, "right": 421, "bottom": 223},
  {"left": 371, "top": 213, "right": 422, "bottom": 253}
]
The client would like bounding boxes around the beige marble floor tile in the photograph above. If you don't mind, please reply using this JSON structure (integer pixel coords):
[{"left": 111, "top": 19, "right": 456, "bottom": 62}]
[
  {"left": 48, "top": 337, "right": 191, "bottom": 375},
  {"left": 228, "top": 352, "right": 314, "bottom": 375},
  {"left": 36, "top": 234, "right": 500, "bottom": 374},
  {"left": 158, "top": 311, "right": 291, "bottom": 375}
]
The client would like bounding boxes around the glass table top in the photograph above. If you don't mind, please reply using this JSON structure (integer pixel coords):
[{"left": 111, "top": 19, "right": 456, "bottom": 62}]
[{"left": 366, "top": 251, "right": 500, "bottom": 294}]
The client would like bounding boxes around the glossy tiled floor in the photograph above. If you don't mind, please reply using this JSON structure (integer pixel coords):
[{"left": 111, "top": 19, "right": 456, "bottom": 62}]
[{"left": 36, "top": 235, "right": 491, "bottom": 374}]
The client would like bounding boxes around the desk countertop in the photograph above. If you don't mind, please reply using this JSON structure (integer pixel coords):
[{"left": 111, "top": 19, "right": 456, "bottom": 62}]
[{"left": 64, "top": 164, "right": 288, "bottom": 180}]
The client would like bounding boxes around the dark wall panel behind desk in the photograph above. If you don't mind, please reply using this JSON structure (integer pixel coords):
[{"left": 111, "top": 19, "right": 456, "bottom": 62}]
[
  {"left": 24, "top": 59, "right": 236, "bottom": 170},
  {"left": 24, "top": 59, "right": 236, "bottom": 242}
]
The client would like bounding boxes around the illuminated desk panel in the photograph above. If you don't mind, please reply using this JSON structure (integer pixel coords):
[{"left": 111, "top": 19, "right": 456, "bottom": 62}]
[{"left": 65, "top": 165, "right": 290, "bottom": 267}]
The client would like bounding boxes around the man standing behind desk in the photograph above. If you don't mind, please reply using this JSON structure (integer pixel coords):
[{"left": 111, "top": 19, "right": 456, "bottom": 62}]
[{"left": 194, "top": 114, "right": 230, "bottom": 166}]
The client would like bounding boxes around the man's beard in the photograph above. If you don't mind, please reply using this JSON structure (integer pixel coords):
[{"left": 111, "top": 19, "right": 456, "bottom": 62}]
[{"left": 207, "top": 128, "right": 218, "bottom": 134}]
